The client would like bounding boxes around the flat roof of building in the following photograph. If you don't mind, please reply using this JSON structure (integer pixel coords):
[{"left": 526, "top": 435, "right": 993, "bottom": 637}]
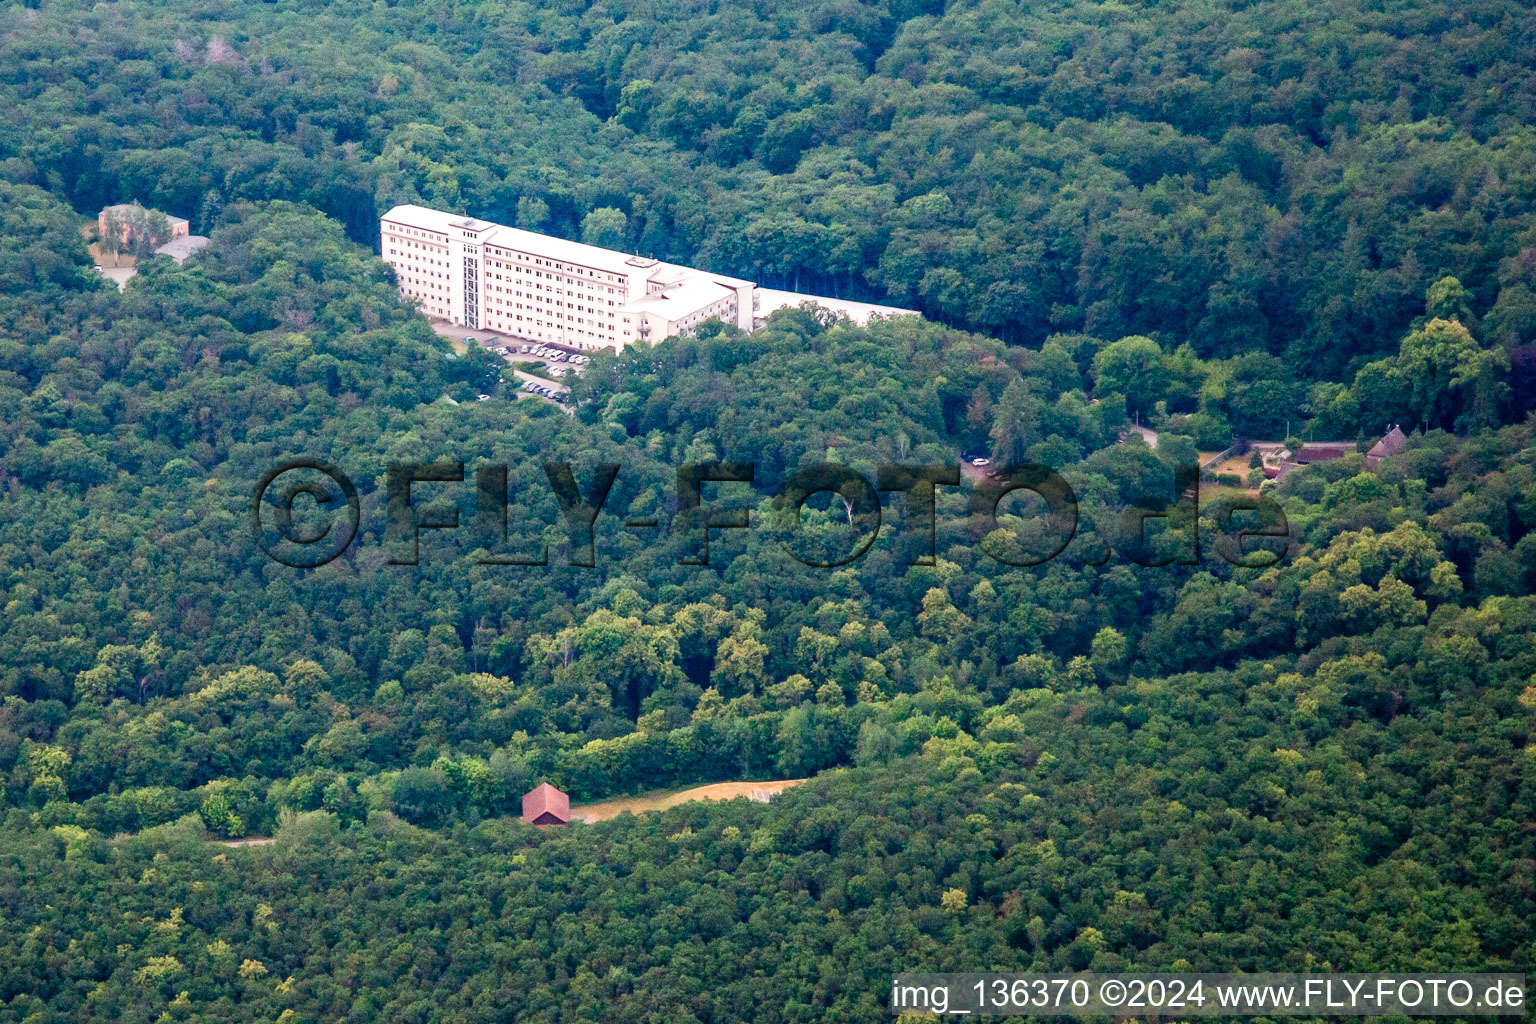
[
  {"left": 384, "top": 204, "right": 647, "bottom": 278},
  {"left": 625, "top": 277, "right": 739, "bottom": 320},
  {"left": 156, "top": 235, "right": 209, "bottom": 263},
  {"left": 755, "top": 288, "right": 919, "bottom": 326},
  {"left": 383, "top": 205, "right": 757, "bottom": 294}
]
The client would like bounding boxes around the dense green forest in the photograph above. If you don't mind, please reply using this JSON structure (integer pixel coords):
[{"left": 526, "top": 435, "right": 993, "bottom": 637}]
[
  {"left": 0, "top": 181, "right": 1531, "bottom": 1020},
  {"left": 0, "top": 0, "right": 1534, "bottom": 1017},
  {"left": 5, "top": 0, "right": 1536, "bottom": 379}
]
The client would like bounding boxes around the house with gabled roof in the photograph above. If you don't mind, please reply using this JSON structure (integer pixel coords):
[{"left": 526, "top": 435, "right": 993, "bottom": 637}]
[
  {"left": 1366, "top": 425, "right": 1408, "bottom": 470},
  {"left": 521, "top": 783, "right": 570, "bottom": 826}
]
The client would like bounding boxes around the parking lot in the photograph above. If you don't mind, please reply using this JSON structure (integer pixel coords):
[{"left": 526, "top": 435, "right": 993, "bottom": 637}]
[{"left": 432, "top": 322, "right": 590, "bottom": 407}]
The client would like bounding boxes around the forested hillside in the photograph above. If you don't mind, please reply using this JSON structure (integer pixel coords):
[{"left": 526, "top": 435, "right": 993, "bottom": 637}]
[
  {"left": 0, "top": 180, "right": 1531, "bottom": 1019},
  {"left": 1, "top": 0, "right": 1535, "bottom": 1017},
  {"left": 6, "top": 0, "right": 1536, "bottom": 373}
]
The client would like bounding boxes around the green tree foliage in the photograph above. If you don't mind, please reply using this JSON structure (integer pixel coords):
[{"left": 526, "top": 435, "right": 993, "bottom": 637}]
[
  {"left": 580, "top": 206, "right": 628, "bottom": 251},
  {"left": 0, "top": 3, "right": 1533, "bottom": 1011},
  {"left": 1092, "top": 337, "right": 1166, "bottom": 419},
  {"left": 5, "top": 0, "right": 1536, "bottom": 362}
]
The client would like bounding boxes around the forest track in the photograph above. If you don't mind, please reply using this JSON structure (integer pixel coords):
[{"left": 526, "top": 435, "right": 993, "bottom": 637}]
[{"left": 571, "top": 779, "right": 807, "bottom": 823}]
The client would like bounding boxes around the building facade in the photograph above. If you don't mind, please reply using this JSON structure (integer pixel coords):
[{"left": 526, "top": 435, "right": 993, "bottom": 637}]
[
  {"left": 380, "top": 204, "right": 757, "bottom": 350},
  {"left": 99, "top": 203, "right": 190, "bottom": 248}
]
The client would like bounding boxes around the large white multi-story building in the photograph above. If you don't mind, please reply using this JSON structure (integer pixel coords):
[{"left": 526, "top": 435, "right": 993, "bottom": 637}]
[{"left": 380, "top": 204, "right": 757, "bottom": 350}]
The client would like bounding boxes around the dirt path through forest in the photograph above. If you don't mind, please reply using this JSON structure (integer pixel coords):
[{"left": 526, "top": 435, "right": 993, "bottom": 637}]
[
  {"left": 571, "top": 779, "right": 807, "bottom": 823},
  {"left": 211, "top": 836, "right": 276, "bottom": 847},
  {"left": 190, "top": 780, "right": 809, "bottom": 845}
]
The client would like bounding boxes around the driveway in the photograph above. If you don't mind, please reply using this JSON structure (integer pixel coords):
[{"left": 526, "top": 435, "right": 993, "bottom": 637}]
[{"left": 97, "top": 266, "right": 136, "bottom": 291}]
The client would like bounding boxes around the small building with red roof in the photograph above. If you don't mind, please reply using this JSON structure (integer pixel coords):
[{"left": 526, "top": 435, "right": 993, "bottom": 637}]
[
  {"left": 1294, "top": 442, "right": 1356, "bottom": 464},
  {"left": 521, "top": 783, "right": 571, "bottom": 826}
]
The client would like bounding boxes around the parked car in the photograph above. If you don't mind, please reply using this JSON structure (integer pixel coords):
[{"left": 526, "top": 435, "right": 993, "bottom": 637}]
[
  {"left": 476, "top": 394, "right": 490, "bottom": 401},
  {"left": 520, "top": 344, "right": 531, "bottom": 353},
  {"left": 971, "top": 457, "right": 990, "bottom": 467}
]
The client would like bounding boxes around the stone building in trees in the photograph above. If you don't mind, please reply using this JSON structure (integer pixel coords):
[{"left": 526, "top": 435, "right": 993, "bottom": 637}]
[{"left": 98, "top": 203, "right": 189, "bottom": 259}]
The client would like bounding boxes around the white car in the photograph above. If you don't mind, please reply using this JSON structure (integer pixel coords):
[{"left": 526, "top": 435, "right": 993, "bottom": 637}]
[
  {"left": 477, "top": 394, "right": 491, "bottom": 401},
  {"left": 971, "top": 457, "right": 990, "bottom": 467},
  {"left": 520, "top": 344, "right": 531, "bottom": 353}
]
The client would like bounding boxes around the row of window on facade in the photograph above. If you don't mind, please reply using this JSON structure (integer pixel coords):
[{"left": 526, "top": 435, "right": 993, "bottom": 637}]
[{"left": 386, "top": 224, "right": 624, "bottom": 284}]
